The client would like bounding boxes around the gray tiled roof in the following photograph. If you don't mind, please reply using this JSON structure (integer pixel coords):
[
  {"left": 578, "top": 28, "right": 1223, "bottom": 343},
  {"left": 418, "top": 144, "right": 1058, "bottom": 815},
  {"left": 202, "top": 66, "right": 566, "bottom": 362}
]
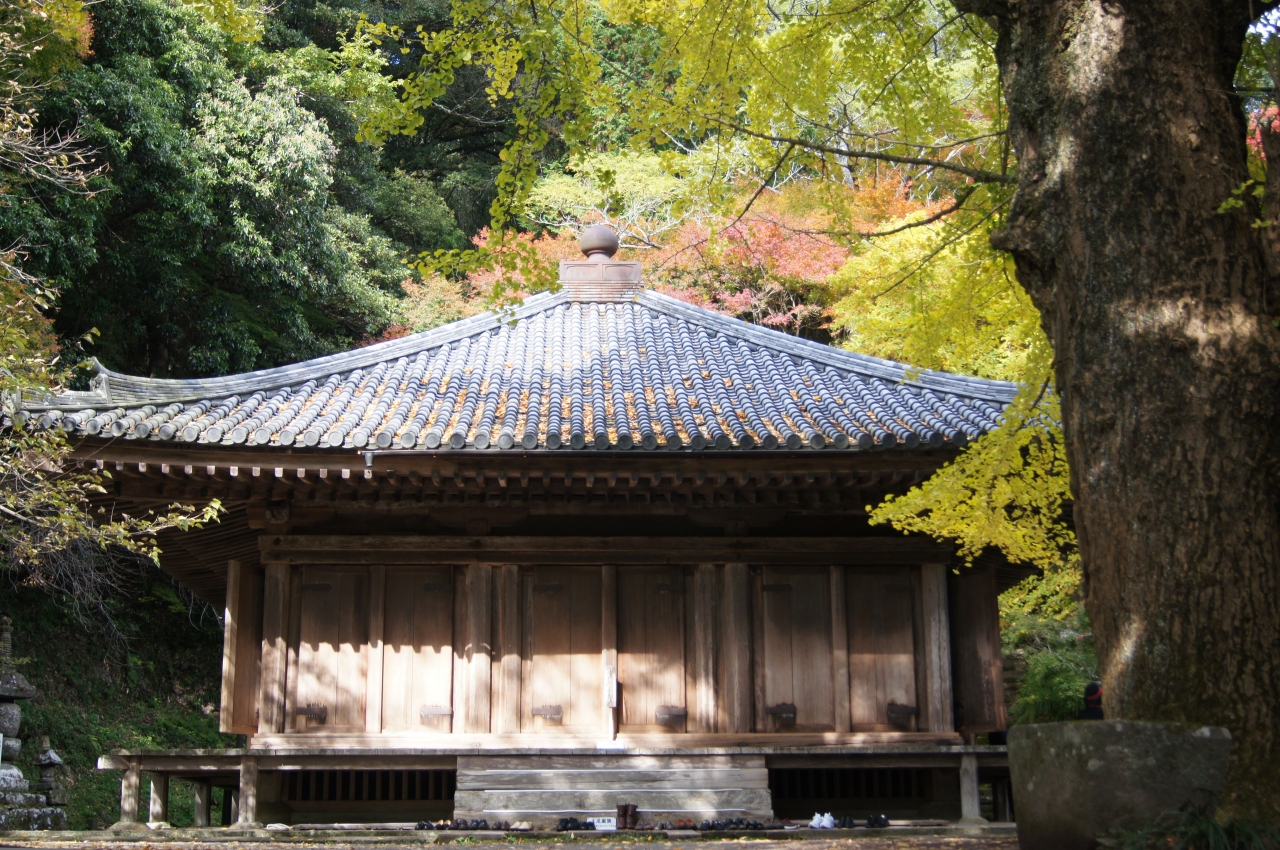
[{"left": 24, "top": 290, "right": 1017, "bottom": 452}]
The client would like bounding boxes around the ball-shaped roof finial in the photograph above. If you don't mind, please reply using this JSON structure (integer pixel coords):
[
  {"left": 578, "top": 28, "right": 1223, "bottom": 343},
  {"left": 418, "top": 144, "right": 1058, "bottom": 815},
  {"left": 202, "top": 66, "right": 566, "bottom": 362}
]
[{"left": 579, "top": 225, "right": 619, "bottom": 259}]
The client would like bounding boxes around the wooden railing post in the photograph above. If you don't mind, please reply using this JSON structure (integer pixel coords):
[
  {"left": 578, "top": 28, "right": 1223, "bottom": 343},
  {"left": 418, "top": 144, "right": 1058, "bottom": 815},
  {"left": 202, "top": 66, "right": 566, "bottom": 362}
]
[
  {"left": 148, "top": 772, "right": 169, "bottom": 823},
  {"left": 193, "top": 781, "right": 212, "bottom": 827},
  {"left": 236, "top": 756, "right": 259, "bottom": 827},
  {"left": 118, "top": 757, "right": 141, "bottom": 825},
  {"left": 959, "top": 753, "right": 986, "bottom": 823}
]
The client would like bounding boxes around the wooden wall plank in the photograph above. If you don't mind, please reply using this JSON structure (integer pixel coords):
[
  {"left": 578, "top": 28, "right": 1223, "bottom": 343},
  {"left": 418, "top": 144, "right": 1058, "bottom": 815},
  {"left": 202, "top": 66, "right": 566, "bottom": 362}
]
[
  {"left": 751, "top": 568, "right": 766, "bottom": 732},
  {"left": 283, "top": 567, "right": 302, "bottom": 731},
  {"left": 521, "top": 567, "right": 602, "bottom": 734},
  {"left": 364, "top": 565, "right": 385, "bottom": 734},
  {"left": 848, "top": 568, "right": 918, "bottom": 729},
  {"left": 919, "top": 562, "right": 955, "bottom": 734},
  {"left": 383, "top": 568, "right": 454, "bottom": 732},
  {"left": 601, "top": 564, "right": 617, "bottom": 739},
  {"left": 493, "top": 564, "right": 521, "bottom": 735},
  {"left": 257, "top": 563, "right": 289, "bottom": 734},
  {"left": 788, "top": 570, "right": 835, "bottom": 731},
  {"left": 458, "top": 564, "right": 493, "bottom": 734},
  {"left": 760, "top": 566, "right": 794, "bottom": 730},
  {"left": 692, "top": 564, "right": 717, "bottom": 733},
  {"left": 720, "top": 564, "right": 752, "bottom": 734},
  {"left": 294, "top": 567, "right": 369, "bottom": 732},
  {"left": 618, "top": 570, "right": 667, "bottom": 729},
  {"left": 948, "top": 561, "right": 1006, "bottom": 733},
  {"left": 219, "top": 560, "right": 241, "bottom": 734},
  {"left": 829, "top": 566, "right": 850, "bottom": 733}
]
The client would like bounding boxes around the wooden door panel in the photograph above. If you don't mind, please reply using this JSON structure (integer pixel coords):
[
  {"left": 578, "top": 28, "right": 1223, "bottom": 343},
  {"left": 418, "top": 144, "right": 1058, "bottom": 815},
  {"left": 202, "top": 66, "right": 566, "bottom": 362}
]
[
  {"left": 759, "top": 567, "right": 835, "bottom": 731},
  {"left": 618, "top": 568, "right": 685, "bottom": 731},
  {"left": 295, "top": 567, "right": 369, "bottom": 732},
  {"left": 521, "top": 567, "right": 602, "bottom": 734},
  {"left": 382, "top": 568, "right": 455, "bottom": 733},
  {"left": 848, "top": 568, "right": 918, "bottom": 729}
]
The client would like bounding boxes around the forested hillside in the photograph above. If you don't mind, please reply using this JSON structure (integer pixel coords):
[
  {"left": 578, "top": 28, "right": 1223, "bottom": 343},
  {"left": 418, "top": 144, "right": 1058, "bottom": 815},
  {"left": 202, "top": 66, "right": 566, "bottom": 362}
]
[
  {"left": 6, "top": 576, "right": 230, "bottom": 829},
  {"left": 0, "top": 0, "right": 489, "bottom": 377}
]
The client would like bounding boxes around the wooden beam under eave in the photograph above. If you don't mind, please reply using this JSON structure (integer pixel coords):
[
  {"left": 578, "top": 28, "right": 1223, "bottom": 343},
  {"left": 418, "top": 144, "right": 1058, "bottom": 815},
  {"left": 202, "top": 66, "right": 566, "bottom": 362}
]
[{"left": 258, "top": 535, "right": 954, "bottom": 566}]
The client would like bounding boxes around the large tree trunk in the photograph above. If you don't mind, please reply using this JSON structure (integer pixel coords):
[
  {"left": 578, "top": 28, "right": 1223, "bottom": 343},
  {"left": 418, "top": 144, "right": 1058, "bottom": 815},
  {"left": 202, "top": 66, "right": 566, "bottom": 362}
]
[{"left": 950, "top": 0, "right": 1280, "bottom": 817}]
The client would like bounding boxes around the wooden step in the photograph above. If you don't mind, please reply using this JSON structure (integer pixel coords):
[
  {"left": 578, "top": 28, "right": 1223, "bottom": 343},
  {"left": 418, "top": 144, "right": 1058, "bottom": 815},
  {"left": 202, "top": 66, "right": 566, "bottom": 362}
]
[{"left": 453, "top": 754, "right": 774, "bottom": 826}]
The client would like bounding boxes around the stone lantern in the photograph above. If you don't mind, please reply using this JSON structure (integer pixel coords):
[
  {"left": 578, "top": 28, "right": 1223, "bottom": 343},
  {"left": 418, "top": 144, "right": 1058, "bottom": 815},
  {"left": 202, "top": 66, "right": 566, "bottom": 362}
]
[
  {"left": 0, "top": 616, "right": 36, "bottom": 792},
  {"left": 0, "top": 616, "right": 67, "bottom": 829}
]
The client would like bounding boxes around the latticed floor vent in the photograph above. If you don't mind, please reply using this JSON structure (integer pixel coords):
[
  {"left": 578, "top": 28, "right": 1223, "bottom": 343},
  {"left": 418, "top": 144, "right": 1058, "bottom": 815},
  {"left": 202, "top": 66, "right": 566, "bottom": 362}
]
[
  {"left": 282, "top": 769, "right": 456, "bottom": 803},
  {"left": 769, "top": 768, "right": 930, "bottom": 816}
]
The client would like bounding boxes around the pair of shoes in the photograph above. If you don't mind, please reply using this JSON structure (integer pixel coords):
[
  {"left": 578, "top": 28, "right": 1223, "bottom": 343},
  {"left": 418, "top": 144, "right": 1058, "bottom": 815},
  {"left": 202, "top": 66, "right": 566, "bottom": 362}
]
[
  {"left": 615, "top": 802, "right": 639, "bottom": 829},
  {"left": 556, "top": 817, "right": 593, "bottom": 831},
  {"left": 670, "top": 818, "right": 697, "bottom": 829},
  {"left": 509, "top": 822, "right": 532, "bottom": 832},
  {"left": 808, "top": 812, "right": 836, "bottom": 829},
  {"left": 866, "top": 814, "right": 890, "bottom": 829}
]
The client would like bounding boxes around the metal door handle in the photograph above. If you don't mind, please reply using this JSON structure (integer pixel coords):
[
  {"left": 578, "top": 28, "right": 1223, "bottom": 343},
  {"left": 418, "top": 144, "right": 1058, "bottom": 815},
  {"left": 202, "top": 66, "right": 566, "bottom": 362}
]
[
  {"left": 766, "top": 703, "right": 797, "bottom": 724},
  {"left": 655, "top": 706, "right": 687, "bottom": 725},
  {"left": 296, "top": 703, "right": 327, "bottom": 723}
]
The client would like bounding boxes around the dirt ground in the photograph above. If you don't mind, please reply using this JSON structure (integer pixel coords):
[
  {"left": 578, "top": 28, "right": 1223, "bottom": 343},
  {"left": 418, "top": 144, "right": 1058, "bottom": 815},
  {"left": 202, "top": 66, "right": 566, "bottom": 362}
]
[{"left": 0, "top": 838, "right": 1021, "bottom": 850}]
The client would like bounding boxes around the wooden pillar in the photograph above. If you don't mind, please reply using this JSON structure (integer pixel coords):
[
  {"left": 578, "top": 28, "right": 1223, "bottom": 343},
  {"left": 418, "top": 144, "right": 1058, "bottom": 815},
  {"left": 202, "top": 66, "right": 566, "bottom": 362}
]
[
  {"left": 283, "top": 568, "right": 303, "bottom": 732},
  {"left": 721, "top": 563, "right": 752, "bottom": 733},
  {"left": 959, "top": 753, "right": 985, "bottom": 823},
  {"left": 193, "top": 782, "right": 212, "bottom": 828},
  {"left": 751, "top": 568, "right": 767, "bottom": 732},
  {"left": 257, "top": 563, "right": 289, "bottom": 735},
  {"left": 601, "top": 564, "right": 618, "bottom": 738},
  {"left": 692, "top": 564, "right": 718, "bottom": 733},
  {"left": 457, "top": 563, "right": 493, "bottom": 733},
  {"left": 920, "top": 563, "right": 955, "bottom": 733},
  {"left": 493, "top": 564, "right": 521, "bottom": 734},
  {"left": 118, "top": 758, "right": 141, "bottom": 824},
  {"left": 365, "top": 565, "right": 386, "bottom": 734},
  {"left": 148, "top": 773, "right": 169, "bottom": 823},
  {"left": 829, "top": 565, "right": 851, "bottom": 733},
  {"left": 236, "top": 756, "right": 258, "bottom": 826},
  {"left": 992, "top": 777, "right": 1012, "bottom": 822},
  {"left": 219, "top": 560, "right": 242, "bottom": 733}
]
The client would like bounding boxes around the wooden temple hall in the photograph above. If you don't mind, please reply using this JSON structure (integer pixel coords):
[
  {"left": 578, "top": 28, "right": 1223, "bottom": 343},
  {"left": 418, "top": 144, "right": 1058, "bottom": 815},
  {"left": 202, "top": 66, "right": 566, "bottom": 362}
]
[{"left": 29, "top": 227, "right": 1029, "bottom": 828}]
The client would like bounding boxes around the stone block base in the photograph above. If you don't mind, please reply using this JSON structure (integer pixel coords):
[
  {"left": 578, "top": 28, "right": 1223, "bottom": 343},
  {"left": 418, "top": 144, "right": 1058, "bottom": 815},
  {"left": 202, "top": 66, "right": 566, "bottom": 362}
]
[
  {"left": 0, "top": 806, "right": 68, "bottom": 830},
  {"left": 1009, "top": 720, "right": 1231, "bottom": 850}
]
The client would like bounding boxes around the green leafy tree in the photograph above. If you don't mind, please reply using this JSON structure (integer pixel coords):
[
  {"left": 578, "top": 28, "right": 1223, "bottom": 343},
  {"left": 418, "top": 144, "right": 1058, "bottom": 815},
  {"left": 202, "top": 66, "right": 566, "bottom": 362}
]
[{"left": 1, "top": 0, "right": 219, "bottom": 623}]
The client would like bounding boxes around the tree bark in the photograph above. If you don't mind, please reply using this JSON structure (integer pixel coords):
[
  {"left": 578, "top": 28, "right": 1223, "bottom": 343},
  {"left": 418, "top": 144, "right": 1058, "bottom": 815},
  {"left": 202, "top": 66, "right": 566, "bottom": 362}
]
[{"left": 950, "top": 0, "right": 1280, "bottom": 816}]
